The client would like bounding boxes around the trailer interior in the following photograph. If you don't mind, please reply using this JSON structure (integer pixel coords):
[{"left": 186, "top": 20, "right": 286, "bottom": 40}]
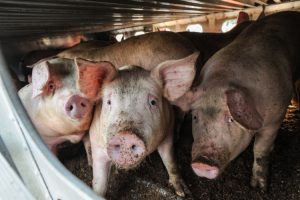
[{"left": 0, "top": 1, "right": 299, "bottom": 200}]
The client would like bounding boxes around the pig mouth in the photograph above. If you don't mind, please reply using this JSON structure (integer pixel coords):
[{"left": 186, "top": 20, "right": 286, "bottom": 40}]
[
  {"left": 191, "top": 156, "right": 220, "bottom": 179},
  {"left": 110, "top": 150, "right": 146, "bottom": 170}
]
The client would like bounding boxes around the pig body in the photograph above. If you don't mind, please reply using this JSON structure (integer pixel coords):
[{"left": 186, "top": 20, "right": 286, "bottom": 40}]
[
  {"left": 58, "top": 32, "right": 196, "bottom": 70},
  {"left": 89, "top": 65, "right": 194, "bottom": 197},
  {"left": 59, "top": 25, "right": 251, "bottom": 78},
  {"left": 18, "top": 58, "right": 115, "bottom": 154},
  {"left": 153, "top": 11, "right": 300, "bottom": 190}
]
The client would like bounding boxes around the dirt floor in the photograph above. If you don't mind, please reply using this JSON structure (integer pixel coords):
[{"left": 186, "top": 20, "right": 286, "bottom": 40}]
[{"left": 61, "top": 105, "right": 300, "bottom": 200}]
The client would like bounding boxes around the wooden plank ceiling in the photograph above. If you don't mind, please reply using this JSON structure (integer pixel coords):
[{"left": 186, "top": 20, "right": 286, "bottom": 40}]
[{"left": 0, "top": 0, "right": 287, "bottom": 38}]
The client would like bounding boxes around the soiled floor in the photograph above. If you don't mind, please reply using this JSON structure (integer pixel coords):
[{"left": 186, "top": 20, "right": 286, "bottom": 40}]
[{"left": 61, "top": 105, "right": 300, "bottom": 200}]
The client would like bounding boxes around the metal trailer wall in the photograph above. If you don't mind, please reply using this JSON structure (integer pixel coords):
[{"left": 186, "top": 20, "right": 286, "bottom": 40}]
[{"left": 0, "top": 0, "right": 284, "bottom": 38}]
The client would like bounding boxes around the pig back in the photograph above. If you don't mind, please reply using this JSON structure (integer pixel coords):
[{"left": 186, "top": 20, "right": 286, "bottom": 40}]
[
  {"left": 178, "top": 21, "right": 252, "bottom": 63},
  {"left": 237, "top": 11, "right": 300, "bottom": 82},
  {"left": 200, "top": 11, "right": 300, "bottom": 125},
  {"left": 58, "top": 32, "right": 196, "bottom": 71}
]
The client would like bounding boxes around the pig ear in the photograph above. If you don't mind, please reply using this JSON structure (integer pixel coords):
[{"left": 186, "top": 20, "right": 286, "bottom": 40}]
[
  {"left": 226, "top": 89, "right": 263, "bottom": 131},
  {"left": 151, "top": 52, "right": 199, "bottom": 102},
  {"left": 31, "top": 61, "right": 51, "bottom": 98},
  {"left": 75, "top": 58, "right": 117, "bottom": 101}
]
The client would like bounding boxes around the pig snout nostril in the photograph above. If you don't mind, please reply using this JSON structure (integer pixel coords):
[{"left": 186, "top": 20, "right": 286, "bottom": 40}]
[
  {"left": 107, "top": 132, "right": 146, "bottom": 168},
  {"left": 69, "top": 105, "right": 73, "bottom": 111},
  {"left": 114, "top": 144, "right": 120, "bottom": 151},
  {"left": 65, "top": 95, "right": 91, "bottom": 119}
]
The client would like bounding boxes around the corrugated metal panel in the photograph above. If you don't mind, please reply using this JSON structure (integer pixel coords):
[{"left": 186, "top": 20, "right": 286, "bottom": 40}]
[{"left": 0, "top": 0, "right": 273, "bottom": 38}]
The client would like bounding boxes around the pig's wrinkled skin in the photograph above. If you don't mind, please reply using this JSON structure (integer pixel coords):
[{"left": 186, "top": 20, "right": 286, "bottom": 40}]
[
  {"left": 153, "top": 11, "right": 300, "bottom": 190},
  {"left": 90, "top": 65, "right": 191, "bottom": 197},
  {"left": 18, "top": 57, "right": 115, "bottom": 154}
]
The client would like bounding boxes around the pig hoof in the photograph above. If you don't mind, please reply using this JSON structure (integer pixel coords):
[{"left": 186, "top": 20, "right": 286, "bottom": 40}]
[
  {"left": 169, "top": 178, "right": 190, "bottom": 197},
  {"left": 250, "top": 176, "right": 267, "bottom": 191}
]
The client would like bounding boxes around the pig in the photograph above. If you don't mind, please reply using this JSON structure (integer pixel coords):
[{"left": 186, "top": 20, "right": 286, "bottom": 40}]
[
  {"left": 151, "top": 11, "right": 300, "bottom": 190},
  {"left": 18, "top": 57, "right": 116, "bottom": 154},
  {"left": 89, "top": 60, "right": 202, "bottom": 197}
]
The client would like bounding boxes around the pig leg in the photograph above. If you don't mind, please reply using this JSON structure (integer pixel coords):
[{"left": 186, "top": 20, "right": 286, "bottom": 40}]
[
  {"left": 157, "top": 131, "right": 189, "bottom": 197},
  {"left": 83, "top": 134, "right": 92, "bottom": 166},
  {"left": 92, "top": 147, "right": 112, "bottom": 196},
  {"left": 251, "top": 125, "right": 279, "bottom": 190}
]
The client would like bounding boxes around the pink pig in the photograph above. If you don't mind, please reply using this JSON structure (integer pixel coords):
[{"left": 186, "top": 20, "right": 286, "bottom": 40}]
[{"left": 18, "top": 57, "right": 115, "bottom": 154}]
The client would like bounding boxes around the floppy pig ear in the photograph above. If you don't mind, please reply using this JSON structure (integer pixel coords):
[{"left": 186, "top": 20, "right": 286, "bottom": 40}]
[
  {"left": 31, "top": 60, "right": 51, "bottom": 98},
  {"left": 151, "top": 52, "right": 199, "bottom": 102},
  {"left": 75, "top": 58, "right": 117, "bottom": 101},
  {"left": 226, "top": 89, "right": 263, "bottom": 131}
]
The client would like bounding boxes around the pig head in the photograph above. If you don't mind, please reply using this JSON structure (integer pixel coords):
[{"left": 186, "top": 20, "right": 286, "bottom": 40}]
[
  {"left": 18, "top": 57, "right": 116, "bottom": 153},
  {"left": 98, "top": 66, "right": 171, "bottom": 168},
  {"left": 90, "top": 65, "right": 188, "bottom": 197}
]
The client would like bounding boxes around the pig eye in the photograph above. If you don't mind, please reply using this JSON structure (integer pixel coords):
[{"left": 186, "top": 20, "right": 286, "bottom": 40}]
[
  {"left": 150, "top": 100, "right": 156, "bottom": 106},
  {"left": 148, "top": 94, "right": 158, "bottom": 108},
  {"left": 48, "top": 81, "right": 55, "bottom": 92},
  {"left": 193, "top": 115, "right": 197, "bottom": 120},
  {"left": 107, "top": 100, "right": 111, "bottom": 105}
]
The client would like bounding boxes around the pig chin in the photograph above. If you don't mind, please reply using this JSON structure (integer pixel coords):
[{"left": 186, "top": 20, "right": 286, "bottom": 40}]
[
  {"left": 113, "top": 156, "right": 146, "bottom": 170},
  {"left": 191, "top": 143, "right": 230, "bottom": 179}
]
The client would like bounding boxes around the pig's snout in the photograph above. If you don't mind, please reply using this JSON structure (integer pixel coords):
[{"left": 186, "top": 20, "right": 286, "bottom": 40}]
[
  {"left": 107, "top": 132, "right": 146, "bottom": 169},
  {"left": 191, "top": 155, "right": 219, "bottom": 179},
  {"left": 65, "top": 95, "right": 92, "bottom": 119}
]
